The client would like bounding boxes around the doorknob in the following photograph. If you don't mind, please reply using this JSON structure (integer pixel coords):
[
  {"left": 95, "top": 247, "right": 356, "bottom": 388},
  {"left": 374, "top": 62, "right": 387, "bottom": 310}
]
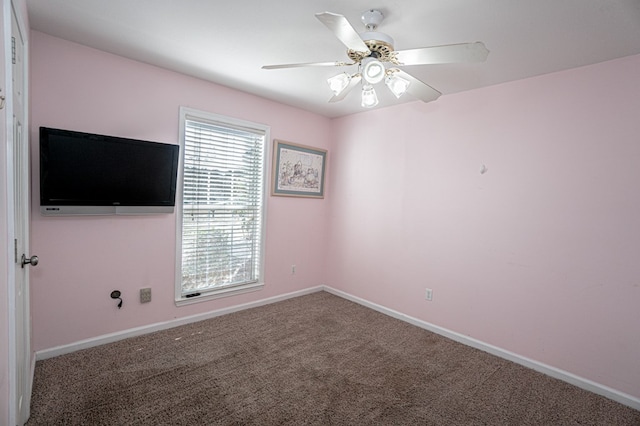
[{"left": 21, "top": 254, "right": 38, "bottom": 268}]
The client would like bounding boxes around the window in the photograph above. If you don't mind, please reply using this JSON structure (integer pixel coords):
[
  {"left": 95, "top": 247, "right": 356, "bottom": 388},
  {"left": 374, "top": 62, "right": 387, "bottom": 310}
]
[{"left": 176, "top": 107, "right": 268, "bottom": 304}]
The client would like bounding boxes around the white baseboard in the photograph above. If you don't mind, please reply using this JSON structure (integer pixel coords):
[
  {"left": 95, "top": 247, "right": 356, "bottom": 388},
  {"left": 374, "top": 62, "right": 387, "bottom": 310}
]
[
  {"left": 36, "top": 286, "right": 324, "bottom": 361},
  {"left": 323, "top": 286, "right": 640, "bottom": 411},
  {"left": 35, "top": 284, "right": 640, "bottom": 411}
]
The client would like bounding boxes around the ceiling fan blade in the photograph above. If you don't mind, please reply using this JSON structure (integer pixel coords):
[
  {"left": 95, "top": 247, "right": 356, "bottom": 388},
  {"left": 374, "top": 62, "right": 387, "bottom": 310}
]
[
  {"left": 315, "top": 12, "right": 371, "bottom": 54},
  {"left": 328, "top": 75, "right": 362, "bottom": 102},
  {"left": 394, "top": 70, "right": 441, "bottom": 103},
  {"left": 262, "top": 61, "right": 353, "bottom": 70},
  {"left": 395, "top": 42, "right": 489, "bottom": 65}
]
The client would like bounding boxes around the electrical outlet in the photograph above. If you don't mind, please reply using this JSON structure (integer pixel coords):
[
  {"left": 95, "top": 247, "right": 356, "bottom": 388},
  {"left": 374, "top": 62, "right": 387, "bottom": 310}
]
[
  {"left": 140, "top": 287, "right": 152, "bottom": 303},
  {"left": 425, "top": 288, "right": 433, "bottom": 301}
]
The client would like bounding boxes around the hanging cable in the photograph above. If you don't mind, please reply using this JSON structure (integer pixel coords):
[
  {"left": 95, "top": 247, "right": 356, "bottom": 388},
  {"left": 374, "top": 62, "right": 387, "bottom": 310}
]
[{"left": 110, "top": 290, "right": 123, "bottom": 309}]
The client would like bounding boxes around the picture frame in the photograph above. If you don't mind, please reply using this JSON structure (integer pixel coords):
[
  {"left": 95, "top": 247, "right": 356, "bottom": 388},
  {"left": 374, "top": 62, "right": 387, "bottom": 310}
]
[{"left": 272, "top": 139, "right": 327, "bottom": 198}]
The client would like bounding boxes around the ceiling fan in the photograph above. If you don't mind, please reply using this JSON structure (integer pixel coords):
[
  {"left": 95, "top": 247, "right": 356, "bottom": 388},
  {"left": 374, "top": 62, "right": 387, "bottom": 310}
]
[{"left": 263, "top": 9, "right": 489, "bottom": 108}]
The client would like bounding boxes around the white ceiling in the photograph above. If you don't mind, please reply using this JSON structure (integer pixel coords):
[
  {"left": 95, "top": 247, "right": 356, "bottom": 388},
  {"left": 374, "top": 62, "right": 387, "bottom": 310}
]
[{"left": 26, "top": 0, "right": 640, "bottom": 118}]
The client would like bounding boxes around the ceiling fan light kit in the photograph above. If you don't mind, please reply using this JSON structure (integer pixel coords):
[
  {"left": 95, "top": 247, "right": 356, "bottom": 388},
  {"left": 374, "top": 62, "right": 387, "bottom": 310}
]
[
  {"left": 361, "top": 57, "right": 386, "bottom": 84},
  {"left": 361, "top": 84, "right": 379, "bottom": 108},
  {"left": 385, "top": 72, "right": 411, "bottom": 98},
  {"left": 327, "top": 72, "right": 352, "bottom": 96},
  {"left": 262, "top": 8, "right": 489, "bottom": 109}
]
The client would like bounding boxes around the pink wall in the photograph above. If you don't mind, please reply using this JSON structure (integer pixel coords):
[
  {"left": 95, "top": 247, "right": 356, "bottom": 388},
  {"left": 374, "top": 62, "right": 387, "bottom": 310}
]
[
  {"left": 29, "top": 31, "right": 332, "bottom": 352},
  {"left": 326, "top": 54, "right": 640, "bottom": 399}
]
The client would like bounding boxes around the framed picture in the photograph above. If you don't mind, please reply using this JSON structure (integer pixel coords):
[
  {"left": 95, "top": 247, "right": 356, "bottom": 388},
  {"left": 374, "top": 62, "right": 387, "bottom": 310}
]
[{"left": 272, "top": 140, "right": 327, "bottom": 198}]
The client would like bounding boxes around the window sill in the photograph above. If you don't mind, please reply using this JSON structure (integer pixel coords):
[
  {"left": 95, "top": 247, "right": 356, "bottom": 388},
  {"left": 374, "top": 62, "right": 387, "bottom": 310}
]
[{"left": 175, "top": 282, "right": 264, "bottom": 307}]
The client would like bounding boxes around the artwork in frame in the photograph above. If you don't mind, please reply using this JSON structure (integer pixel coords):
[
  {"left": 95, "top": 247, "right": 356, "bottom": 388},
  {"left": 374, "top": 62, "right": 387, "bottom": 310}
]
[{"left": 272, "top": 140, "right": 327, "bottom": 198}]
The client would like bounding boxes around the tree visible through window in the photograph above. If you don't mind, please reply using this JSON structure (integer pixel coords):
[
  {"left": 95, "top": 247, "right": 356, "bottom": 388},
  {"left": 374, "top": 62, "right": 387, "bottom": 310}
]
[{"left": 176, "top": 108, "right": 268, "bottom": 301}]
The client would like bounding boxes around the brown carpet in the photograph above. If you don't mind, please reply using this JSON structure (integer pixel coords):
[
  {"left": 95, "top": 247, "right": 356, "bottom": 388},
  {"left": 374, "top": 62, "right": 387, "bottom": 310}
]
[{"left": 28, "top": 291, "right": 639, "bottom": 425}]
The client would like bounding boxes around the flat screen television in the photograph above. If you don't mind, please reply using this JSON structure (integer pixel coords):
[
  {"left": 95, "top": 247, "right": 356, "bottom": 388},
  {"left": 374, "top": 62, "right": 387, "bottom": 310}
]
[{"left": 40, "top": 127, "right": 180, "bottom": 216}]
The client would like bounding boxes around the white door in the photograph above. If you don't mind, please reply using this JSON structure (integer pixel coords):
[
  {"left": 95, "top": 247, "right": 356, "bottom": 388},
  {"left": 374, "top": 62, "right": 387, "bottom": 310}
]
[{"left": 10, "top": 2, "right": 32, "bottom": 424}]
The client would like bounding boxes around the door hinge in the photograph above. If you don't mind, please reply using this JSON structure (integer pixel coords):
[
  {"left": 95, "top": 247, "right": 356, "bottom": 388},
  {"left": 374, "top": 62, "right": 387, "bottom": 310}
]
[
  {"left": 14, "top": 239, "right": 18, "bottom": 264},
  {"left": 11, "top": 36, "right": 16, "bottom": 64}
]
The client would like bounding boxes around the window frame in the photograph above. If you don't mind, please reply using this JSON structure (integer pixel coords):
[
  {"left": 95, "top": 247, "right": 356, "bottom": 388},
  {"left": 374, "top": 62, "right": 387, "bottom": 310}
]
[{"left": 175, "top": 107, "right": 269, "bottom": 306}]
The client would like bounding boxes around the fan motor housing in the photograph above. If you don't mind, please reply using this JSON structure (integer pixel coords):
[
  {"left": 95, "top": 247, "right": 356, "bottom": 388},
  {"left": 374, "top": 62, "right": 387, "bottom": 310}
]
[
  {"left": 348, "top": 39, "right": 398, "bottom": 64},
  {"left": 349, "top": 10, "right": 398, "bottom": 64}
]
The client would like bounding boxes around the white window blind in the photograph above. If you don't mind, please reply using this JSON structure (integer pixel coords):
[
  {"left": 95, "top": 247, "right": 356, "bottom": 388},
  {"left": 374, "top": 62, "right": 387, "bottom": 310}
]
[{"left": 177, "top": 109, "right": 267, "bottom": 300}]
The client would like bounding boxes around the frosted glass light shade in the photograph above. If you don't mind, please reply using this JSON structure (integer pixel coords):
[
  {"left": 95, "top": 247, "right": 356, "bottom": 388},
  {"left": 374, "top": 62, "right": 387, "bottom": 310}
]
[
  {"left": 362, "top": 58, "right": 385, "bottom": 84},
  {"left": 361, "top": 85, "right": 379, "bottom": 108},
  {"left": 327, "top": 73, "right": 351, "bottom": 96},
  {"left": 385, "top": 73, "right": 411, "bottom": 98}
]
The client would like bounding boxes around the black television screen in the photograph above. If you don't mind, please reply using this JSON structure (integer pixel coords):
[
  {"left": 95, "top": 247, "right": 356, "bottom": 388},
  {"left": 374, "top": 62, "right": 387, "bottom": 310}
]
[{"left": 40, "top": 127, "right": 180, "bottom": 215}]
